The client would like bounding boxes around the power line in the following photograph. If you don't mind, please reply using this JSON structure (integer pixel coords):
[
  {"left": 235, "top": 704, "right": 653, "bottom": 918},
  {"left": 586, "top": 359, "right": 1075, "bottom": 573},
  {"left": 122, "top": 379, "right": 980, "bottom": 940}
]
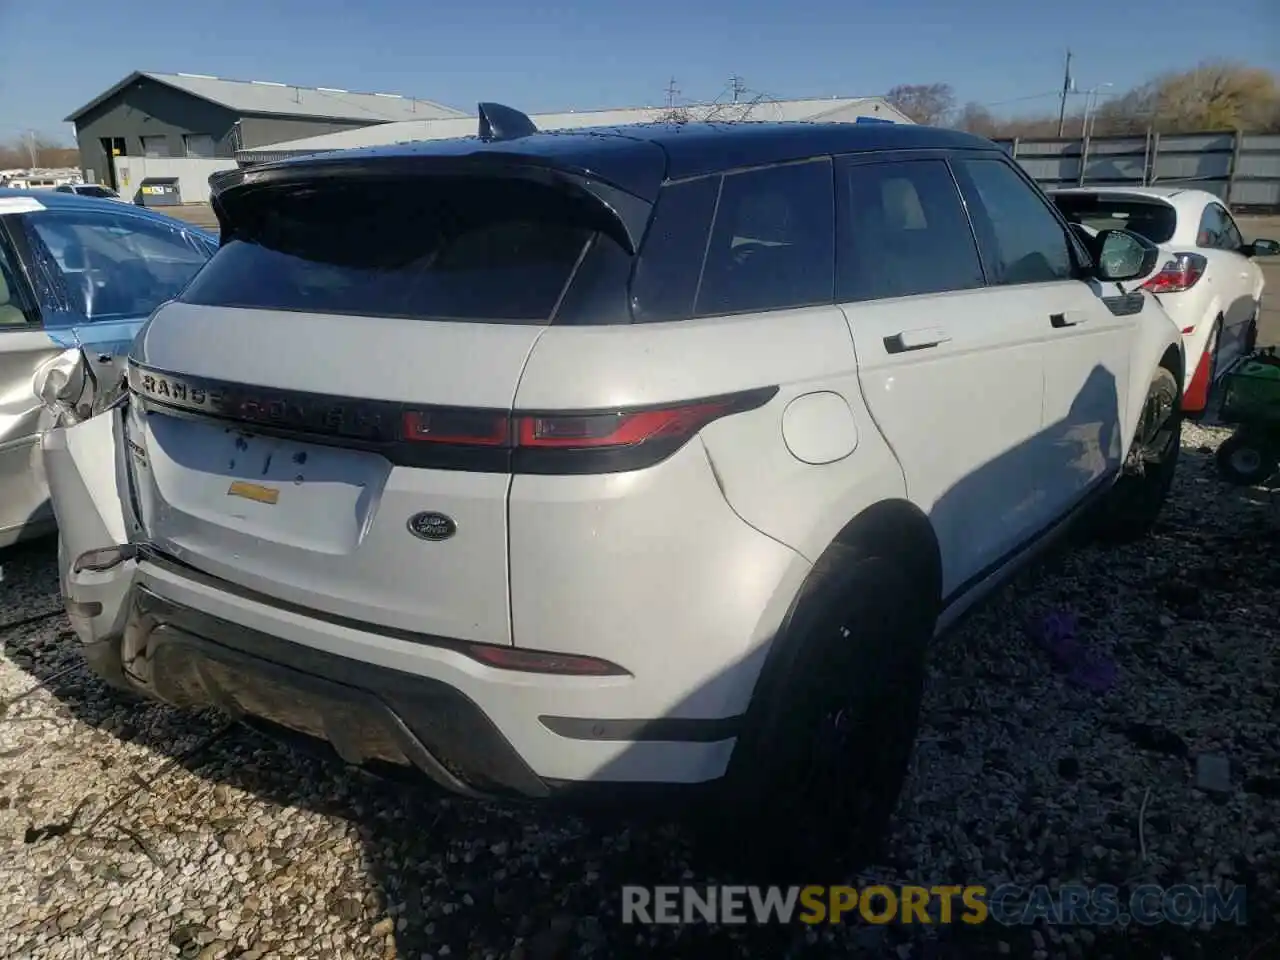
[{"left": 978, "top": 90, "right": 1064, "bottom": 108}]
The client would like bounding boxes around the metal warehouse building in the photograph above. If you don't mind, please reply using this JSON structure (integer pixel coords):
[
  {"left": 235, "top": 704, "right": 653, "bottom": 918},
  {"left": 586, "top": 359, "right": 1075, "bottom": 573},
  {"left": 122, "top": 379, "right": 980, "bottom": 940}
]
[
  {"left": 64, "top": 71, "right": 466, "bottom": 202},
  {"left": 234, "top": 96, "right": 914, "bottom": 165}
]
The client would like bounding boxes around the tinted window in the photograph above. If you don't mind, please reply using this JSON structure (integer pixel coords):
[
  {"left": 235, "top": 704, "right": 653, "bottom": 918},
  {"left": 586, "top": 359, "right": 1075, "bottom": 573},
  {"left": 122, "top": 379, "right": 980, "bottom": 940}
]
[
  {"left": 695, "top": 159, "right": 834, "bottom": 317},
  {"left": 552, "top": 233, "right": 634, "bottom": 326},
  {"left": 1222, "top": 210, "right": 1244, "bottom": 250},
  {"left": 631, "top": 177, "right": 719, "bottom": 323},
  {"left": 18, "top": 209, "right": 211, "bottom": 323},
  {"left": 1197, "top": 205, "right": 1226, "bottom": 247},
  {"left": 0, "top": 237, "right": 33, "bottom": 326},
  {"left": 955, "top": 158, "right": 1074, "bottom": 285},
  {"left": 1198, "top": 203, "right": 1242, "bottom": 251},
  {"left": 1052, "top": 194, "right": 1178, "bottom": 245},
  {"left": 183, "top": 177, "right": 611, "bottom": 323},
  {"left": 838, "top": 159, "right": 984, "bottom": 302},
  {"left": 75, "top": 185, "right": 118, "bottom": 199}
]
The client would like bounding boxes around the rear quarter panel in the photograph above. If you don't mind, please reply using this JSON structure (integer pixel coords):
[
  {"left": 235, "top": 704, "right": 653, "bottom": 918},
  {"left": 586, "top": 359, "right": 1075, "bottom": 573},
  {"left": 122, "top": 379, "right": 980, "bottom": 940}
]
[
  {"left": 1124, "top": 292, "right": 1183, "bottom": 440},
  {"left": 507, "top": 306, "right": 907, "bottom": 719}
]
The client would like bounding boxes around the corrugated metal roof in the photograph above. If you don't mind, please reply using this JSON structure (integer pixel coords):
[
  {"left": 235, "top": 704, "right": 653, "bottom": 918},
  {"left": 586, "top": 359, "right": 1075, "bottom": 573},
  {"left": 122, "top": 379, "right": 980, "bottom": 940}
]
[
  {"left": 65, "top": 71, "right": 468, "bottom": 124},
  {"left": 234, "top": 97, "right": 913, "bottom": 162}
]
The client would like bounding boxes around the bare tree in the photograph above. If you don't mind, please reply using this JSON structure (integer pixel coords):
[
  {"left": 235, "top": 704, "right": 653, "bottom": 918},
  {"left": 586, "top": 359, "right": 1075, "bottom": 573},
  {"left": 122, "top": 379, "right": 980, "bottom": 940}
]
[
  {"left": 702, "top": 91, "right": 771, "bottom": 124},
  {"left": 953, "top": 102, "right": 1001, "bottom": 138},
  {"left": 654, "top": 76, "right": 773, "bottom": 126},
  {"left": 886, "top": 83, "right": 956, "bottom": 126},
  {"left": 1093, "top": 60, "right": 1280, "bottom": 133},
  {"left": 0, "top": 136, "right": 80, "bottom": 169}
]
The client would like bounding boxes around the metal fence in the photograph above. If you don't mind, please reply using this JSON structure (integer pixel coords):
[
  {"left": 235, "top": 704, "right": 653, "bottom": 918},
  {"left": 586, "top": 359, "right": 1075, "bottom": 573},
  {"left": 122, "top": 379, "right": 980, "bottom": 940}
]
[{"left": 994, "top": 131, "right": 1280, "bottom": 213}]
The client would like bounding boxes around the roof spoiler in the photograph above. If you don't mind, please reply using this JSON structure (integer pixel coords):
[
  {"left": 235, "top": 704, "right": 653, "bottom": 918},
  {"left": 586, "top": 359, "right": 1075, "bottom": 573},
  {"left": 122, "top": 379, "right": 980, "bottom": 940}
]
[{"left": 477, "top": 102, "right": 538, "bottom": 142}]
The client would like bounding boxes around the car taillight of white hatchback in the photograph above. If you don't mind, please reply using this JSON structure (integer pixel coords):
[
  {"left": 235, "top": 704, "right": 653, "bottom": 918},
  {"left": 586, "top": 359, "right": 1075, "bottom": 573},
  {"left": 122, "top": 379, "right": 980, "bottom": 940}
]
[{"left": 1142, "top": 252, "right": 1208, "bottom": 294}]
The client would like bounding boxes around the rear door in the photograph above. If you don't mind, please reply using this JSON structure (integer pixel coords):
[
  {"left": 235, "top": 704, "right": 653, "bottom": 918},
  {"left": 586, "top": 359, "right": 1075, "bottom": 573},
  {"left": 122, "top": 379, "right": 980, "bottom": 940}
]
[
  {"left": 0, "top": 218, "right": 58, "bottom": 541},
  {"left": 954, "top": 157, "right": 1131, "bottom": 516},
  {"left": 835, "top": 152, "right": 1048, "bottom": 599},
  {"left": 125, "top": 172, "right": 629, "bottom": 645}
]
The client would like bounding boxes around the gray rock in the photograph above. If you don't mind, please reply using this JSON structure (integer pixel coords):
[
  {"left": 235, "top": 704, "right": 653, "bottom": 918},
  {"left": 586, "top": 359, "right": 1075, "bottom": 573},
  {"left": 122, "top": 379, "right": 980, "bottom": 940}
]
[{"left": 1195, "top": 754, "right": 1232, "bottom": 794}]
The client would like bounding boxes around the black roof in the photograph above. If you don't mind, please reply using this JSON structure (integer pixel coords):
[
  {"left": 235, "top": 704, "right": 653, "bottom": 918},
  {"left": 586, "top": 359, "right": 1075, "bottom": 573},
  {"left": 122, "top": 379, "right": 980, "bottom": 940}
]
[{"left": 220, "top": 121, "right": 1003, "bottom": 204}]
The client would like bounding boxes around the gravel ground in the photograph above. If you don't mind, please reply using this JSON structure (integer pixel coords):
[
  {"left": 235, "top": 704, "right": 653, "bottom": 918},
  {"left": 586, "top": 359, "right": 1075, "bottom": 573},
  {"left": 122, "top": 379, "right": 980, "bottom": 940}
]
[{"left": 1, "top": 422, "right": 1278, "bottom": 960}]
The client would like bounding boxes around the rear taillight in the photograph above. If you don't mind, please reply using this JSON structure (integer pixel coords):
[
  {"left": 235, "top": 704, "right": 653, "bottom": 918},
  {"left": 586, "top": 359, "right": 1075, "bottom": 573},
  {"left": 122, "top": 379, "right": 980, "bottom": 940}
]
[
  {"left": 402, "top": 409, "right": 509, "bottom": 446},
  {"left": 517, "top": 400, "right": 739, "bottom": 448},
  {"left": 1142, "top": 253, "right": 1207, "bottom": 294},
  {"left": 400, "top": 387, "right": 776, "bottom": 473}
]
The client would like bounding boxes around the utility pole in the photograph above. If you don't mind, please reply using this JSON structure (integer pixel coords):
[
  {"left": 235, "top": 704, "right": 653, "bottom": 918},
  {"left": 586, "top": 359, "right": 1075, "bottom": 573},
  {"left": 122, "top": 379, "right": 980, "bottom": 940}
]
[
  {"left": 1056, "top": 49, "right": 1073, "bottom": 138},
  {"left": 24, "top": 130, "right": 38, "bottom": 168},
  {"left": 728, "top": 75, "right": 746, "bottom": 104}
]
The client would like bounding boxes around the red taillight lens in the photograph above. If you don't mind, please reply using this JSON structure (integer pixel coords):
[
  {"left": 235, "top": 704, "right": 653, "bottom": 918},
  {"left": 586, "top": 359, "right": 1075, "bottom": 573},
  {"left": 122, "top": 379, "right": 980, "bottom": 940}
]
[
  {"left": 400, "top": 389, "right": 775, "bottom": 451},
  {"left": 1142, "top": 253, "right": 1207, "bottom": 294},
  {"left": 517, "top": 400, "right": 735, "bottom": 449},
  {"left": 398, "top": 387, "right": 776, "bottom": 473}
]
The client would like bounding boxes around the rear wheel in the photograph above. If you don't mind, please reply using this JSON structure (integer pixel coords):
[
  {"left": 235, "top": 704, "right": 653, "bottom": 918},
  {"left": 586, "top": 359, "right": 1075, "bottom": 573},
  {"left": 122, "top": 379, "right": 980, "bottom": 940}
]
[
  {"left": 696, "top": 547, "right": 934, "bottom": 883},
  {"left": 1243, "top": 313, "right": 1259, "bottom": 355},
  {"left": 1216, "top": 430, "right": 1278, "bottom": 486},
  {"left": 1095, "top": 367, "right": 1181, "bottom": 543}
]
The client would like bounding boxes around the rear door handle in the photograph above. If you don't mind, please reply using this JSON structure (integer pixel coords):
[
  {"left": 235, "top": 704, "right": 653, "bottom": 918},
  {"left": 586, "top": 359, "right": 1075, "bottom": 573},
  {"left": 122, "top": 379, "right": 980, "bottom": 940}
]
[
  {"left": 1050, "top": 312, "right": 1090, "bottom": 328},
  {"left": 884, "top": 327, "right": 951, "bottom": 353}
]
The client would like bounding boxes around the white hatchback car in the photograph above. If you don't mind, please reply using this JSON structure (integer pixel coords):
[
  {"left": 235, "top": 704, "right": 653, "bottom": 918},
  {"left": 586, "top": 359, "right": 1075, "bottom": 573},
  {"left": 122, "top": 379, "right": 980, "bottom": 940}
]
[
  {"left": 43, "top": 109, "right": 1183, "bottom": 877},
  {"left": 1052, "top": 187, "right": 1278, "bottom": 416}
]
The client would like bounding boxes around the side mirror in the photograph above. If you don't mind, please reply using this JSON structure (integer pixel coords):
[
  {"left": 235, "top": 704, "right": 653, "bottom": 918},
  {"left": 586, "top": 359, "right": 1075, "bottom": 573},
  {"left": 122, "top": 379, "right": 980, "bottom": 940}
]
[
  {"left": 1244, "top": 238, "right": 1280, "bottom": 258},
  {"left": 1092, "top": 228, "right": 1160, "bottom": 283}
]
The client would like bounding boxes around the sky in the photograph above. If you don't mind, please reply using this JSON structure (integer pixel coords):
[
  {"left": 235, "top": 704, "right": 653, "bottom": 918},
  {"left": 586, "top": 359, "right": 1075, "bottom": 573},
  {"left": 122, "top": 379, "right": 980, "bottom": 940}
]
[{"left": 1, "top": 0, "right": 1276, "bottom": 145}]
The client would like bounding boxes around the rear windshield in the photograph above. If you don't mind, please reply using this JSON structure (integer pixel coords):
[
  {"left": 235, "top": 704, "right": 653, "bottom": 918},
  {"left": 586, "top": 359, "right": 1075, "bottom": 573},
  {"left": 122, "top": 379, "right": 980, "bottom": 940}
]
[
  {"left": 1051, "top": 194, "right": 1177, "bottom": 245},
  {"left": 181, "top": 176, "right": 612, "bottom": 323}
]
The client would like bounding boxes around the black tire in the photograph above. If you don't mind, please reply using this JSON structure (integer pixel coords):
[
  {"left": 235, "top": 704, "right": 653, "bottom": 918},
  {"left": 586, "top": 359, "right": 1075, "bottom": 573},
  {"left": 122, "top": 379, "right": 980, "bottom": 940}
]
[
  {"left": 1243, "top": 314, "right": 1259, "bottom": 356},
  {"left": 694, "top": 544, "right": 935, "bottom": 883},
  {"left": 1216, "top": 431, "right": 1278, "bottom": 486},
  {"left": 1095, "top": 366, "right": 1182, "bottom": 543}
]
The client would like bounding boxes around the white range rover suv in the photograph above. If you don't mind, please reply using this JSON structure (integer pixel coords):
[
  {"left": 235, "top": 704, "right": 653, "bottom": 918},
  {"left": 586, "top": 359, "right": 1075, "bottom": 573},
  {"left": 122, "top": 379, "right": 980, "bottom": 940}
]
[{"left": 42, "top": 106, "right": 1184, "bottom": 878}]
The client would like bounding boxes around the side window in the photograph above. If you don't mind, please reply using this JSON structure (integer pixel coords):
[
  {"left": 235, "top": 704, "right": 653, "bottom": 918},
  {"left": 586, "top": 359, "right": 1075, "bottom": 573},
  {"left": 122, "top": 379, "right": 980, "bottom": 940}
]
[
  {"left": 837, "top": 158, "right": 985, "bottom": 302},
  {"left": 0, "top": 230, "right": 35, "bottom": 327},
  {"left": 630, "top": 177, "right": 719, "bottom": 323},
  {"left": 694, "top": 159, "right": 834, "bottom": 317},
  {"left": 1197, "top": 205, "right": 1226, "bottom": 248},
  {"left": 954, "top": 158, "right": 1075, "bottom": 285},
  {"left": 1219, "top": 206, "right": 1244, "bottom": 251},
  {"left": 18, "top": 209, "right": 212, "bottom": 323}
]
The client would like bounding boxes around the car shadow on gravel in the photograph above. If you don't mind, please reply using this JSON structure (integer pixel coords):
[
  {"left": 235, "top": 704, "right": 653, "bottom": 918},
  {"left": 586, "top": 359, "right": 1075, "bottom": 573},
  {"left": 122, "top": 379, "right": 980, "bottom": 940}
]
[{"left": 3, "top": 425, "right": 1278, "bottom": 959}]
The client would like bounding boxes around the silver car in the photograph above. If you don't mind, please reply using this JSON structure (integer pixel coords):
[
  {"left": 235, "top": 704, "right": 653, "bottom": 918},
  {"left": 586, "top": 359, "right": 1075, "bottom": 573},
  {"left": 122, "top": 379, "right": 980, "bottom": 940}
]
[{"left": 0, "top": 188, "right": 216, "bottom": 548}]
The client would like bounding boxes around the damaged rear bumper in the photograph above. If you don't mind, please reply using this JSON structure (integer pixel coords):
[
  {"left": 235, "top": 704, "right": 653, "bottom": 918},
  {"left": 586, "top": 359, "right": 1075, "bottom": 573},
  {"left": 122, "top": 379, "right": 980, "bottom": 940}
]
[{"left": 124, "top": 584, "right": 548, "bottom": 799}]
